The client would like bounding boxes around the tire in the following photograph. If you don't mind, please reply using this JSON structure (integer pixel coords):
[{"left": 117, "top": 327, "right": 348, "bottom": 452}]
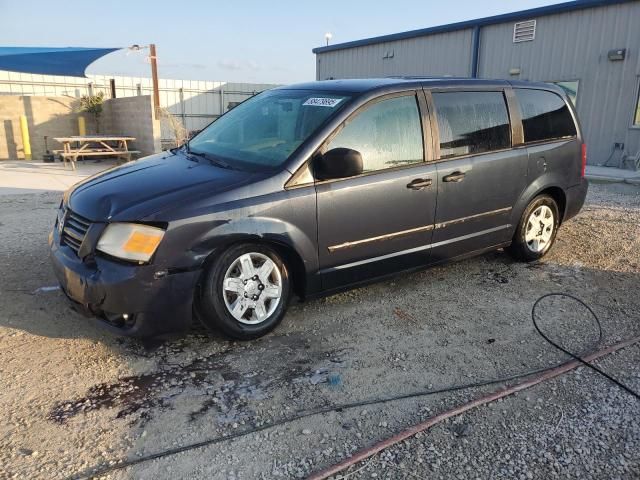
[
  {"left": 508, "top": 194, "right": 560, "bottom": 262},
  {"left": 197, "top": 243, "right": 291, "bottom": 340}
]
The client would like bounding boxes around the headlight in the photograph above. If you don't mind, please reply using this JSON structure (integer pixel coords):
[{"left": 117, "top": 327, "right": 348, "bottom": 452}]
[{"left": 97, "top": 223, "right": 165, "bottom": 263}]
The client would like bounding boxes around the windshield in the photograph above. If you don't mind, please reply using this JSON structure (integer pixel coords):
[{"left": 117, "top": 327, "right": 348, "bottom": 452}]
[{"left": 188, "top": 89, "right": 351, "bottom": 171}]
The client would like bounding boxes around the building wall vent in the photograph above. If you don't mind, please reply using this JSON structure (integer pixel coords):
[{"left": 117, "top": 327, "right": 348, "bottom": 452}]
[{"left": 513, "top": 20, "right": 536, "bottom": 43}]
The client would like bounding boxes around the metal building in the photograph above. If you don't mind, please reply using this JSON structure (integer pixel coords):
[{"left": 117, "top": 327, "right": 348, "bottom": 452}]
[{"left": 313, "top": 0, "right": 640, "bottom": 166}]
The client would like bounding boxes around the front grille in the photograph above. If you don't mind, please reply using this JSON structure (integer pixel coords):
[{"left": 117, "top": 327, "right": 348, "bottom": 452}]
[{"left": 61, "top": 209, "right": 91, "bottom": 255}]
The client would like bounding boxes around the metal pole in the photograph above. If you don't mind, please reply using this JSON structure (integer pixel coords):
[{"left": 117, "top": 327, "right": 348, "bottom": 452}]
[
  {"left": 19, "top": 115, "right": 31, "bottom": 160},
  {"left": 179, "top": 87, "right": 186, "bottom": 126},
  {"left": 78, "top": 117, "right": 86, "bottom": 136},
  {"left": 109, "top": 78, "right": 116, "bottom": 98},
  {"left": 471, "top": 26, "right": 481, "bottom": 79},
  {"left": 149, "top": 44, "right": 160, "bottom": 119}
]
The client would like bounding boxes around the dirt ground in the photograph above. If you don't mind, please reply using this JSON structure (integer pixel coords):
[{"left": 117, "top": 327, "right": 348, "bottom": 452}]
[{"left": 1, "top": 182, "right": 639, "bottom": 479}]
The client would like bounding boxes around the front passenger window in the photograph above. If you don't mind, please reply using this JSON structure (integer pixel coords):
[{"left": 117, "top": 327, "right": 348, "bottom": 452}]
[{"left": 327, "top": 95, "right": 424, "bottom": 173}]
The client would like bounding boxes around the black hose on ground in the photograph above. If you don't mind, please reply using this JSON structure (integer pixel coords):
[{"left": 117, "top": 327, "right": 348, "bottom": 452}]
[{"left": 532, "top": 293, "right": 640, "bottom": 400}]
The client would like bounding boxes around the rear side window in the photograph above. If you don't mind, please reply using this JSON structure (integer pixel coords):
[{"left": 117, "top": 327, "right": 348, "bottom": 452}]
[
  {"left": 327, "top": 94, "right": 424, "bottom": 173},
  {"left": 432, "top": 91, "right": 511, "bottom": 159},
  {"left": 515, "top": 89, "right": 577, "bottom": 143}
]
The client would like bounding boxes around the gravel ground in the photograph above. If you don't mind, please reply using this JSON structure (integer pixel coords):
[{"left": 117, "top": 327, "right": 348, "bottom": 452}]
[
  {"left": 334, "top": 347, "right": 640, "bottom": 480},
  {"left": 0, "top": 182, "right": 639, "bottom": 479}
]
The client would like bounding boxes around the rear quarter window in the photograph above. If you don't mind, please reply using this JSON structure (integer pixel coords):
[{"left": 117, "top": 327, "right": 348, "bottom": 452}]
[{"left": 515, "top": 89, "right": 577, "bottom": 143}]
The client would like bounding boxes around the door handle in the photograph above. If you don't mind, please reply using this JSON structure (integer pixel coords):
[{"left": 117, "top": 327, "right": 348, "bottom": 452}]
[
  {"left": 443, "top": 171, "right": 466, "bottom": 183},
  {"left": 406, "top": 178, "right": 433, "bottom": 190}
]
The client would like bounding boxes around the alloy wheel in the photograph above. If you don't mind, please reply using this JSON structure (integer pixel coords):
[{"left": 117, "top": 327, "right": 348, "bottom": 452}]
[
  {"left": 525, "top": 205, "right": 555, "bottom": 253},
  {"left": 222, "top": 252, "right": 283, "bottom": 325}
]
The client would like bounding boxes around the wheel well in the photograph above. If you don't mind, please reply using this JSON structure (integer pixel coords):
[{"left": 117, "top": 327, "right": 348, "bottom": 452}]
[
  {"left": 268, "top": 241, "right": 307, "bottom": 299},
  {"left": 539, "top": 187, "right": 566, "bottom": 223}
]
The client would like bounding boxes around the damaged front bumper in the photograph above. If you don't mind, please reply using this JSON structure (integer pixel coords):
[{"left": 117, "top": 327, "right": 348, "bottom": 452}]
[{"left": 49, "top": 228, "right": 201, "bottom": 338}]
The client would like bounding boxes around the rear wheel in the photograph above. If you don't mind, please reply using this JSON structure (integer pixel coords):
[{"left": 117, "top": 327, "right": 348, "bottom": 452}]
[
  {"left": 508, "top": 195, "right": 559, "bottom": 262},
  {"left": 197, "top": 243, "right": 291, "bottom": 340}
]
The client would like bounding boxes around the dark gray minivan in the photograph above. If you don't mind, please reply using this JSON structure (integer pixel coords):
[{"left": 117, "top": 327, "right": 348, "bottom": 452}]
[{"left": 49, "top": 78, "right": 588, "bottom": 339}]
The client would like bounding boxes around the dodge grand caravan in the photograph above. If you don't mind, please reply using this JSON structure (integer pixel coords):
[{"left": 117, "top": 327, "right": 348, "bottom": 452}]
[{"left": 49, "top": 78, "right": 588, "bottom": 339}]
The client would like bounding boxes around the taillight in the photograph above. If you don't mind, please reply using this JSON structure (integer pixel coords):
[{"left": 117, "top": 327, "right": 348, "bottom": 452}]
[{"left": 581, "top": 143, "right": 587, "bottom": 178}]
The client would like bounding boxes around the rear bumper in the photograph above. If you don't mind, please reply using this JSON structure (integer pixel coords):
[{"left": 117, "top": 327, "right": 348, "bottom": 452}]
[
  {"left": 563, "top": 178, "right": 589, "bottom": 222},
  {"left": 49, "top": 229, "right": 200, "bottom": 338}
]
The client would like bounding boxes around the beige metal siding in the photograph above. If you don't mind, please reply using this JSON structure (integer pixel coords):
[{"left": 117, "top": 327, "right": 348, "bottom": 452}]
[
  {"left": 317, "top": 29, "right": 474, "bottom": 80},
  {"left": 479, "top": 2, "right": 640, "bottom": 163}
]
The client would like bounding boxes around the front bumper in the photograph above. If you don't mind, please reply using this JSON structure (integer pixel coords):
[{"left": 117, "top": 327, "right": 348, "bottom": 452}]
[{"left": 49, "top": 228, "right": 201, "bottom": 338}]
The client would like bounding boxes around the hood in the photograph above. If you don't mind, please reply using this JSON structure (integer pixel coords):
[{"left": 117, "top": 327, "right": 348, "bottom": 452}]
[{"left": 67, "top": 151, "right": 261, "bottom": 221}]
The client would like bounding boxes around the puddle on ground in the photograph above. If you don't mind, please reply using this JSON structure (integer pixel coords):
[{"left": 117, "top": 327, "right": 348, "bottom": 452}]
[{"left": 49, "top": 335, "right": 349, "bottom": 427}]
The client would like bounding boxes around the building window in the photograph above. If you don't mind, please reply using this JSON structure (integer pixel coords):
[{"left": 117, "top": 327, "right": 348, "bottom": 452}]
[
  {"left": 432, "top": 91, "right": 511, "bottom": 159},
  {"left": 551, "top": 81, "right": 579, "bottom": 107},
  {"left": 513, "top": 20, "right": 536, "bottom": 43},
  {"left": 515, "top": 89, "right": 577, "bottom": 143},
  {"left": 634, "top": 80, "right": 640, "bottom": 126}
]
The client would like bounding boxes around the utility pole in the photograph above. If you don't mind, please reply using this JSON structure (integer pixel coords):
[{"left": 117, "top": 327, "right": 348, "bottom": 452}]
[
  {"left": 128, "top": 43, "right": 161, "bottom": 119},
  {"left": 149, "top": 43, "right": 160, "bottom": 119}
]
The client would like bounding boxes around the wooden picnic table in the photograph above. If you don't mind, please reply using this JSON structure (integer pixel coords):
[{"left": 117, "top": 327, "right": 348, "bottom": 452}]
[{"left": 53, "top": 135, "right": 139, "bottom": 170}]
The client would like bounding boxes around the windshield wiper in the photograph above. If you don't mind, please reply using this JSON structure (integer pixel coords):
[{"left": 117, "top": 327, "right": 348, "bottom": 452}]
[
  {"left": 189, "top": 150, "right": 232, "bottom": 169},
  {"left": 180, "top": 144, "right": 199, "bottom": 163},
  {"left": 180, "top": 145, "right": 231, "bottom": 169}
]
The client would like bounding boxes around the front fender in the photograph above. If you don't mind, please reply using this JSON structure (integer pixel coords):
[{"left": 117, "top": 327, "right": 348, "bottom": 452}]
[
  {"left": 191, "top": 216, "right": 317, "bottom": 272},
  {"left": 152, "top": 185, "right": 319, "bottom": 293}
]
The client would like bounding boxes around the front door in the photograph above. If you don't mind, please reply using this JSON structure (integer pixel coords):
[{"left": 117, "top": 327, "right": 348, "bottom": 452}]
[
  {"left": 428, "top": 89, "right": 528, "bottom": 262},
  {"left": 315, "top": 92, "right": 438, "bottom": 290}
]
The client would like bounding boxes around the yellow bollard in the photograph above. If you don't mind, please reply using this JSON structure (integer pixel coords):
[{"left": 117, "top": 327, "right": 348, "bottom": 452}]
[
  {"left": 19, "top": 115, "right": 32, "bottom": 160},
  {"left": 78, "top": 116, "right": 86, "bottom": 136}
]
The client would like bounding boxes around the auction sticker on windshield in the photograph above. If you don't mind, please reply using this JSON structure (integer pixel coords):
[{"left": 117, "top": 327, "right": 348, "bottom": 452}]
[{"left": 303, "top": 97, "right": 343, "bottom": 107}]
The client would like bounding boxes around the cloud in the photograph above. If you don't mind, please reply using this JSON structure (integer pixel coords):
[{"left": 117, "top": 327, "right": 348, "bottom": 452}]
[
  {"left": 270, "top": 64, "right": 290, "bottom": 72},
  {"left": 217, "top": 59, "right": 262, "bottom": 71},
  {"left": 217, "top": 59, "right": 243, "bottom": 71},
  {"left": 157, "top": 61, "right": 207, "bottom": 70}
]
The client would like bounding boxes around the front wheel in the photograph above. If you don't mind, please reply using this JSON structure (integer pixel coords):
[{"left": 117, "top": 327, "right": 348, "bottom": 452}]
[
  {"left": 508, "top": 195, "right": 559, "bottom": 262},
  {"left": 197, "top": 243, "right": 291, "bottom": 340}
]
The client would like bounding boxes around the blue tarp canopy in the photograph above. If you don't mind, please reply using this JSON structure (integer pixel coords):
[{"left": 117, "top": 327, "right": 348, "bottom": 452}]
[{"left": 0, "top": 47, "right": 120, "bottom": 77}]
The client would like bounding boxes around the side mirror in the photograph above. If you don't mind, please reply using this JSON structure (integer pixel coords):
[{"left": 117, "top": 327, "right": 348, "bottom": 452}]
[{"left": 314, "top": 148, "right": 363, "bottom": 180}]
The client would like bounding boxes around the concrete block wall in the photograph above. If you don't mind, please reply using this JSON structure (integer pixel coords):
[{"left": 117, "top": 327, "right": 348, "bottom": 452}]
[
  {"left": 0, "top": 96, "right": 93, "bottom": 160},
  {"left": 0, "top": 95, "right": 160, "bottom": 160},
  {"left": 101, "top": 96, "right": 161, "bottom": 157}
]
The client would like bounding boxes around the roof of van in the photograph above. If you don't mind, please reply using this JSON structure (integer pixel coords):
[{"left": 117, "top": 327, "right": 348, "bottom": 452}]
[{"left": 278, "top": 77, "right": 562, "bottom": 94}]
